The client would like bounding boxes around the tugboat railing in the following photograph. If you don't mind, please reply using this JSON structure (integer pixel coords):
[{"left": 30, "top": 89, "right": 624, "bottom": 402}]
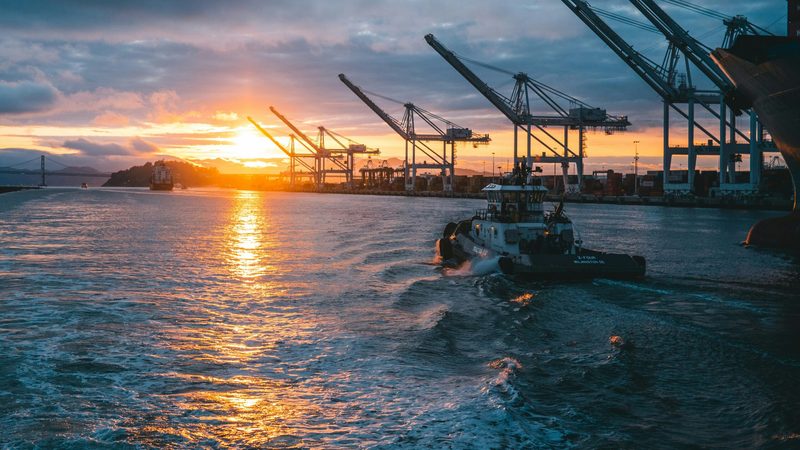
[{"left": 475, "top": 208, "right": 545, "bottom": 224}]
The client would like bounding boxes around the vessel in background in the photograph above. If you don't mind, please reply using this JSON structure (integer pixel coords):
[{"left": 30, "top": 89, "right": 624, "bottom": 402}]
[{"left": 150, "top": 161, "right": 174, "bottom": 191}]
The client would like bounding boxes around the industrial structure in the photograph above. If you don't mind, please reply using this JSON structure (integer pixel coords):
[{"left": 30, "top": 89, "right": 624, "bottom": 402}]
[
  {"left": 561, "top": 0, "right": 778, "bottom": 195},
  {"left": 248, "top": 109, "right": 379, "bottom": 189},
  {"left": 359, "top": 157, "right": 402, "bottom": 188},
  {"left": 425, "top": 33, "right": 630, "bottom": 193},
  {"left": 269, "top": 106, "right": 379, "bottom": 187},
  {"left": 248, "top": 117, "right": 318, "bottom": 187},
  {"left": 339, "top": 73, "right": 490, "bottom": 192}
]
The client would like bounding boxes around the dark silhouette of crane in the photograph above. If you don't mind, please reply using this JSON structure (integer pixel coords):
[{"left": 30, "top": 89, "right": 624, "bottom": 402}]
[
  {"left": 425, "top": 33, "right": 629, "bottom": 192},
  {"left": 339, "top": 73, "right": 489, "bottom": 192},
  {"left": 248, "top": 116, "right": 318, "bottom": 187},
  {"left": 561, "top": 0, "right": 776, "bottom": 194}
]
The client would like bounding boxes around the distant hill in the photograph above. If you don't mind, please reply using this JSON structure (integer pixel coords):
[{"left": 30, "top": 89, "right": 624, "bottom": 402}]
[
  {"left": 52, "top": 166, "right": 103, "bottom": 174},
  {"left": 103, "top": 160, "right": 219, "bottom": 187}
]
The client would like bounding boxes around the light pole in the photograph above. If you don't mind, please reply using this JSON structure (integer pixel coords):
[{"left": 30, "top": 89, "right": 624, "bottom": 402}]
[
  {"left": 492, "top": 152, "right": 495, "bottom": 179},
  {"left": 633, "top": 140, "right": 640, "bottom": 195}
]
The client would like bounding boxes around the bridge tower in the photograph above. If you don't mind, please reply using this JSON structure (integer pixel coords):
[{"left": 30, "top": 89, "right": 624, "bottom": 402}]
[{"left": 40, "top": 155, "right": 46, "bottom": 187}]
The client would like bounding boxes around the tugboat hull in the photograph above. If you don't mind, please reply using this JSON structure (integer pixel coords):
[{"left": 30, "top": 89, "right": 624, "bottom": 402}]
[{"left": 441, "top": 233, "right": 646, "bottom": 280}]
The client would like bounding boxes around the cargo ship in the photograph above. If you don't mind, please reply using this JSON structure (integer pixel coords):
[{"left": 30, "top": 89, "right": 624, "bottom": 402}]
[
  {"left": 710, "top": 15, "right": 800, "bottom": 251},
  {"left": 149, "top": 161, "right": 174, "bottom": 191},
  {"left": 438, "top": 162, "right": 646, "bottom": 279}
]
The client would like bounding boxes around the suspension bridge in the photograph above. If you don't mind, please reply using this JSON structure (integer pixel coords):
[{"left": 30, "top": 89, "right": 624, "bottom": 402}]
[{"left": 0, "top": 155, "right": 112, "bottom": 186}]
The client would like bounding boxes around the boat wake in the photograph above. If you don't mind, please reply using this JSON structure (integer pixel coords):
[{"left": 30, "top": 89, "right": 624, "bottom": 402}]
[{"left": 444, "top": 256, "right": 502, "bottom": 277}]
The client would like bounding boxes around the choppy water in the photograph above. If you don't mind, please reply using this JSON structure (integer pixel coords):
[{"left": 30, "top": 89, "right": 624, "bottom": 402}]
[{"left": 1, "top": 187, "right": 799, "bottom": 448}]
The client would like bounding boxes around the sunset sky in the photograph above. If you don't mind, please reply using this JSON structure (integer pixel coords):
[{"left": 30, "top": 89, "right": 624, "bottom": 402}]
[{"left": 0, "top": 0, "right": 787, "bottom": 174}]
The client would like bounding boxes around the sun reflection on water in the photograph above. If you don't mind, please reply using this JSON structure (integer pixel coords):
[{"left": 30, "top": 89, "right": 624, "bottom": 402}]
[
  {"left": 144, "top": 190, "right": 333, "bottom": 447},
  {"left": 227, "top": 191, "right": 270, "bottom": 281}
]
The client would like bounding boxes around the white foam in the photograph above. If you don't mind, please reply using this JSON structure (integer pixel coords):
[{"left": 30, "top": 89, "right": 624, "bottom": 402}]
[{"left": 445, "top": 256, "right": 501, "bottom": 277}]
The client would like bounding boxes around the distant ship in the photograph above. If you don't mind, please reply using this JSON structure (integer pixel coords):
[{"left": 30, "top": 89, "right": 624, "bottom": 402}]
[
  {"left": 150, "top": 162, "right": 174, "bottom": 191},
  {"left": 711, "top": 32, "right": 800, "bottom": 251}
]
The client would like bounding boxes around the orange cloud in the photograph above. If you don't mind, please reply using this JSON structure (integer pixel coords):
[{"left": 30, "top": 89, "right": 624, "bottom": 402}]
[{"left": 93, "top": 111, "right": 130, "bottom": 127}]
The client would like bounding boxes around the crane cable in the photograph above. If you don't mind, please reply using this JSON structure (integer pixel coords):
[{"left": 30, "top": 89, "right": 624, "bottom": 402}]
[
  {"left": 661, "top": 0, "right": 773, "bottom": 35},
  {"left": 0, "top": 156, "right": 42, "bottom": 169},
  {"left": 592, "top": 6, "right": 660, "bottom": 34}
]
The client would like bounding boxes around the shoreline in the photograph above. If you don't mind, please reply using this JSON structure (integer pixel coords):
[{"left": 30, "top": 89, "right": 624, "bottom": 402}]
[
  {"left": 0, "top": 186, "right": 40, "bottom": 195},
  {"left": 6, "top": 184, "right": 792, "bottom": 211},
  {"left": 298, "top": 188, "right": 794, "bottom": 212}
]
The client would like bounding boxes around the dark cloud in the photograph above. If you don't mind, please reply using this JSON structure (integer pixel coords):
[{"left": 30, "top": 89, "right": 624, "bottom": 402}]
[
  {"left": 130, "top": 136, "right": 159, "bottom": 153},
  {"left": 0, "top": 80, "right": 58, "bottom": 113},
  {"left": 62, "top": 137, "right": 159, "bottom": 156},
  {"left": 62, "top": 138, "right": 132, "bottom": 156}
]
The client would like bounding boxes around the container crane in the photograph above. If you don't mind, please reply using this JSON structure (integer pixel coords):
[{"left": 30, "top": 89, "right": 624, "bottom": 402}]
[
  {"left": 628, "top": 0, "right": 776, "bottom": 191},
  {"left": 339, "top": 73, "right": 490, "bottom": 192},
  {"left": 269, "top": 106, "right": 349, "bottom": 187},
  {"left": 269, "top": 106, "right": 378, "bottom": 187},
  {"left": 316, "top": 125, "right": 380, "bottom": 187},
  {"left": 561, "top": 0, "right": 776, "bottom": 194},
  {"left": 248, "top": 116, "right": 318, "bottom": 187},
  {"left": 425, "top": 33, "right": 629, "bottom": 192}
]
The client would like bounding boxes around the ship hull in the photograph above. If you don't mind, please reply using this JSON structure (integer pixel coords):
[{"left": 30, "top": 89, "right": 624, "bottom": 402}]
[
  {"left": 711, "top": 36, "right": 800, "bottom": 251},
  {"left": 149, "top": 183, "right": 174, "bottom": 191}
]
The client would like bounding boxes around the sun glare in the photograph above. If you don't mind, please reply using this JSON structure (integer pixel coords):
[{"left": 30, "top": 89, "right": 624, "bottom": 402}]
[{"left": 228, "top": 126, "right": 285, "bottom": 160}]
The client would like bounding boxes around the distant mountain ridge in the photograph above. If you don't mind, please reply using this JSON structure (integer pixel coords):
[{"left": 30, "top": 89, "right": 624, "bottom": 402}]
[{"left": 52, "top": 166, "right": 104, "bottom": 174}]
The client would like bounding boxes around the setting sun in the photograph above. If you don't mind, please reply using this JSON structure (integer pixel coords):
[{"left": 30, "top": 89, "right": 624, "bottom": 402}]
[{"left": 227, "top": 126, "right": 286, "bottom": 160}]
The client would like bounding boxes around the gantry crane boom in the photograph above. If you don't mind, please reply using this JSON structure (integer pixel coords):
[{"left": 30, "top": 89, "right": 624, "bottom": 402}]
[
  {"left": 269, "top": 106, "right": 349, "bottom": 172},
  {"left": 247, "top": 116, "right": 317, "bottom": 173},
  {"left": 319, "top": 127, "right": 380, "bottom": 155},
  {"left": 269, "top": 106, "right": 321, "bottom": 154},
  {"left": 560, "top": 0, "right": 679, "bottom": 101},
  {"left": 425, "top": 33, "right": 629, "bottom": 130},
  {"left": 247, "top": 116, "right": 293, "bottom": 158},
  {"left": 424, "top": 34, "right": 523, "bottom": 124},
  {"left": 339, "top": 72, "right": 490, "bottom": 192},
  {"left": 628, "top": 0, "right": 733, "bottom": 93},
  {"left": 561, "top": 0, "right": 775, "bottom": 193},
  {"left": 338, "top": 74, "right": 410, "bottom": 140}
]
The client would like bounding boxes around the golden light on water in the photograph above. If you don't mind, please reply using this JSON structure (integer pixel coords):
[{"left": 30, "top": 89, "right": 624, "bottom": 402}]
[
  {"left": 143, "top": 191, "right": 333, "bottom": 446},
  {"left": 226, "top": 190, "right": 273, "bottom": 281},
  {"left": 510, "top": 292, "right": 535, "bottom": 306}
]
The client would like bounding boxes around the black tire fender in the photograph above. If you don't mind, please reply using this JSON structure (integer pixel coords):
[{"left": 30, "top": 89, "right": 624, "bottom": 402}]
[
  {"left": 498, "top": 256, "right": 514, "bottom": 275},
  {"left": 443, "top": 222, "right": 457, "bottom": 239},
  {"left": 438, "top": 238, "right": 454, "bottom": 260},
  {"left": 633, "top": 255, "right": 646, "bottom": 272}
]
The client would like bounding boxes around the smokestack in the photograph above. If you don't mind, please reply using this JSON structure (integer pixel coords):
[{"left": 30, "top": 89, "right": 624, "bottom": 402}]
[{"left": 790, "top": 0, "right": 800, "bottom": 38}]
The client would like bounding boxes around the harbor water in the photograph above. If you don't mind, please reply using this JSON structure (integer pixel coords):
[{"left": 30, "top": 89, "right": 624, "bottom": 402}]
[{"left": 1, "top": 188, "right": 799, "bottom": 448}]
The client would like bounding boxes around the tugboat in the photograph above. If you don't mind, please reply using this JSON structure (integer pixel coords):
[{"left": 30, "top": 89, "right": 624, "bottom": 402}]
[
  {"left": 438, "top": 161, "right": 646, "bottom": 279},
  {"left": 149, "top": 161, "right": 174, "bottom": 191}
]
